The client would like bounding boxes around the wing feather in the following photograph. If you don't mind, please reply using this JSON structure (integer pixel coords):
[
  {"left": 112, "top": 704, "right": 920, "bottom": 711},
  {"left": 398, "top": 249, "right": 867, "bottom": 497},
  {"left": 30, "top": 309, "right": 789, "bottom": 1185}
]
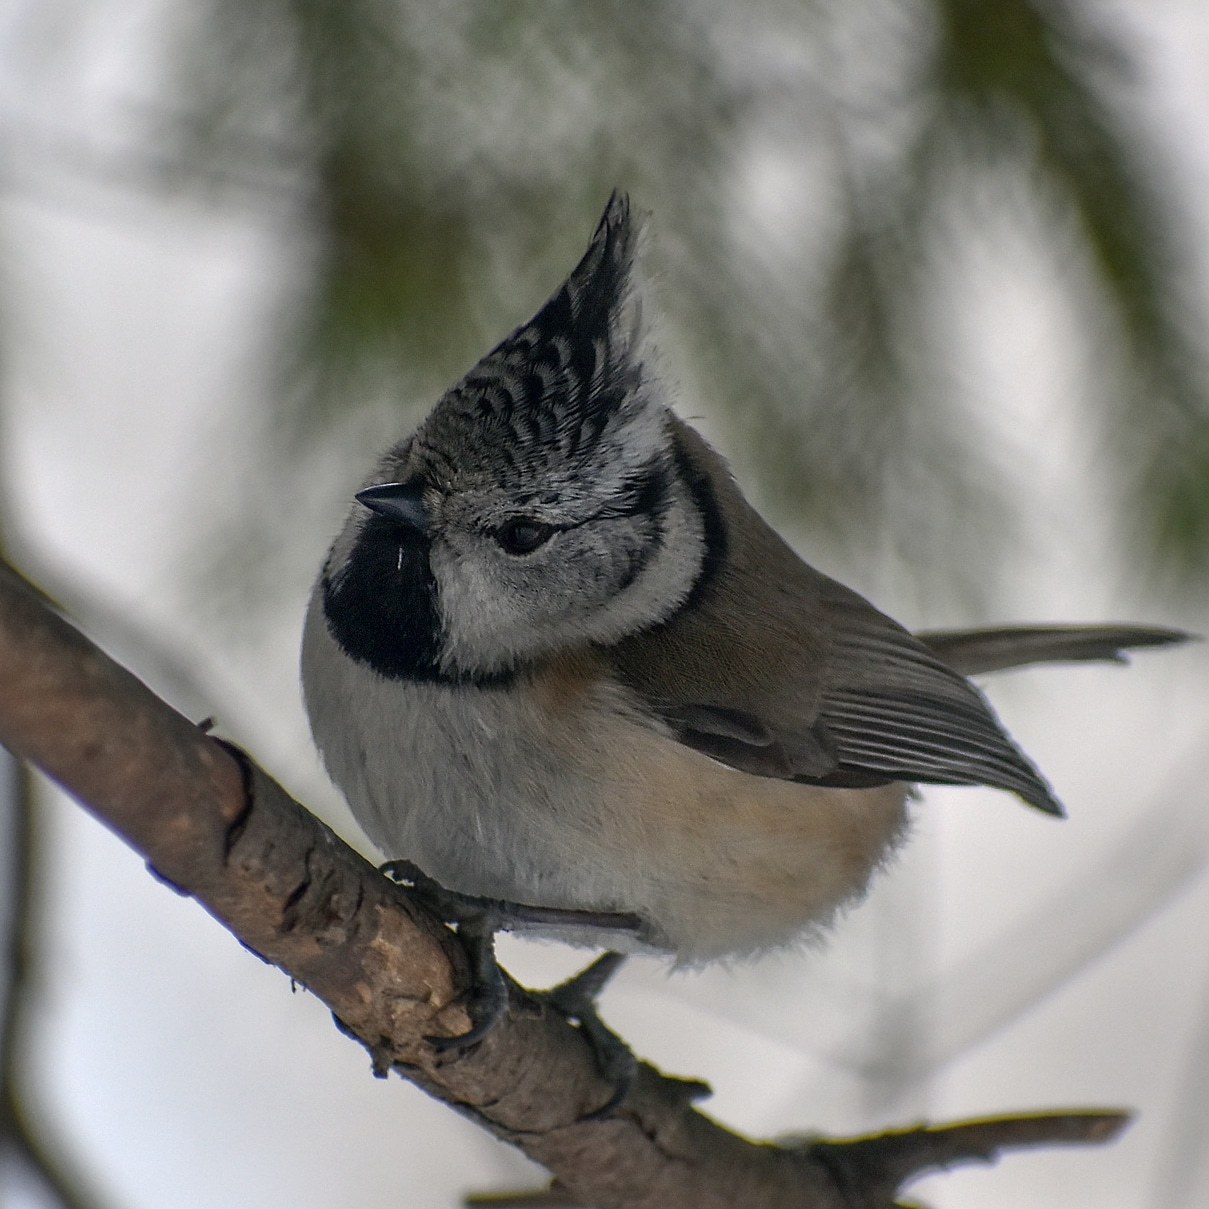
[{"left": 609, "top": 418, "right": 1065, "bottom": 815}]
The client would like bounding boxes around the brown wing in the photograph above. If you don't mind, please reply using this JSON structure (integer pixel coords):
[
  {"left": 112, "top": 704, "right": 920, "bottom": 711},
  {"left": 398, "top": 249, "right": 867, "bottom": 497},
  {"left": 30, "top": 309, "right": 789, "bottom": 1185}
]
[{"left": 609, "top": 419, "right": 1064, "bottom": 815}]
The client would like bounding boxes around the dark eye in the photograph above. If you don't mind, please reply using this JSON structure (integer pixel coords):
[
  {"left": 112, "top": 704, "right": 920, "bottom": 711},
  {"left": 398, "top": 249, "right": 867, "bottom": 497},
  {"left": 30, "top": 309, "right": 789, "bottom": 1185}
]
[{"left": 495, "top": 518, "right": 555, "bottom": 555}]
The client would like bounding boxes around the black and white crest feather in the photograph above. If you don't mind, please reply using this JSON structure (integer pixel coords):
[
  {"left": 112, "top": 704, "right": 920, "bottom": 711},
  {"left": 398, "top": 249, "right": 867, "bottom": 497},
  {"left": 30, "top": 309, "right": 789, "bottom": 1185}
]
[{"left": 410, "top": 192, "right": 654, "bottom": 492}]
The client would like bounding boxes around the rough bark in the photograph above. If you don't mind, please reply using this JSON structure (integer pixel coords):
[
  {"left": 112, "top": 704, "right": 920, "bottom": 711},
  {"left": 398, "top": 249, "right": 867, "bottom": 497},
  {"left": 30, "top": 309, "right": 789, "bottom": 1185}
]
[{"left": 0, "top": 558, "right": 1128, "bottom": 1208}]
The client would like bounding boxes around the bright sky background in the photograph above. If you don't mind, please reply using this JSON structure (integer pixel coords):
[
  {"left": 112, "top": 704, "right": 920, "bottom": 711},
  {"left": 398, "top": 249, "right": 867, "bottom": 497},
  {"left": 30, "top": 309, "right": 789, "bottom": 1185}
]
[{"left": 3, "top": 2, "right": 1209, "bottom": 1207}]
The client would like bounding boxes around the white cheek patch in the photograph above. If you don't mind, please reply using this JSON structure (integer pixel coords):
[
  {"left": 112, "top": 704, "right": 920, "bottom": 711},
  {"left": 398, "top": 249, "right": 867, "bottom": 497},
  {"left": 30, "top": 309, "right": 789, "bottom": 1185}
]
[
  {"left": 431, "top": 470, "right": 706, "bottom": 676},
  {"left": 431, "top": 544, "right": 534, "bottom": 674}
]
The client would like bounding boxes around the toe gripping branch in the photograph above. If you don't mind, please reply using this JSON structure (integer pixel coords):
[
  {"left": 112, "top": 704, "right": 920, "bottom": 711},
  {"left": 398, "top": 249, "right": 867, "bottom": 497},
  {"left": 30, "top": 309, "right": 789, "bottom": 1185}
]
[
  {"left": 381, "top": 861, "right": 706, "bottom": 1116},
  {"left": 382, "top": 860, "right": 513, "bottom": 1052}
]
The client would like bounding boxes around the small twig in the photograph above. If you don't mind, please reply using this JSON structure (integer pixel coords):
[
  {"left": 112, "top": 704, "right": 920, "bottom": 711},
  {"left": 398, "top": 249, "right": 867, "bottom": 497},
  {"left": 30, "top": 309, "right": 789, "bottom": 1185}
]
[
  {"left": 465, "top": 1184, "right": 581, "bottom": 1208},
  {"left": 803, "top": 1110, "right": 1132, "bottom": 1204}
]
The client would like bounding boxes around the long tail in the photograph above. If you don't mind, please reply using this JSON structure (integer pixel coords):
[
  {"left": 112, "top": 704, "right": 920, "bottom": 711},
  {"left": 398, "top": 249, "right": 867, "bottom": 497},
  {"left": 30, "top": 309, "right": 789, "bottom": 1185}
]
[{"left": 917, "top": 624, "right": 1193, "bottom": 677}]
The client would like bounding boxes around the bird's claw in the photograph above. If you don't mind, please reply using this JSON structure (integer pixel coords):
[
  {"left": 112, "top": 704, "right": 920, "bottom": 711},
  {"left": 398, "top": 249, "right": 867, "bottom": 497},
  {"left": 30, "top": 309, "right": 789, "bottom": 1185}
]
[
  {"left": 380, "top": 861, "right": 704, "bottom": 1116},
  {"left": 381, "top": 859, "right": 511, "bottom": 1051}
]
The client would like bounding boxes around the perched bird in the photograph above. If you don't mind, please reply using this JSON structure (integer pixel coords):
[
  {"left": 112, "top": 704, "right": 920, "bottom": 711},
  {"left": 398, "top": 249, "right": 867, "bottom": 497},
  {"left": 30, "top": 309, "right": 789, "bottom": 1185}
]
[{"left": 302, "top": 193, "right": 1184, "bottom": 976}]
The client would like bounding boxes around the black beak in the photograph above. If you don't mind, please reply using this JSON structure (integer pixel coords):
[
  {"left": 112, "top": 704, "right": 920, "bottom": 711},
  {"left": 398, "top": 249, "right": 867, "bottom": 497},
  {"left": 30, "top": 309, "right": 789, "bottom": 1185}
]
[{"left": 355, "top": 482, "right": 430, "bottom": 535}]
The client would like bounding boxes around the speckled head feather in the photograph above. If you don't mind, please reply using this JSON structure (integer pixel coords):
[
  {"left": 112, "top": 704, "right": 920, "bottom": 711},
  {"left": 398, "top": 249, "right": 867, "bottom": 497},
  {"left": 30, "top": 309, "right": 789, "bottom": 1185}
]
[{"left": 407, "top": 191, "right": 655, "bottom": 495}]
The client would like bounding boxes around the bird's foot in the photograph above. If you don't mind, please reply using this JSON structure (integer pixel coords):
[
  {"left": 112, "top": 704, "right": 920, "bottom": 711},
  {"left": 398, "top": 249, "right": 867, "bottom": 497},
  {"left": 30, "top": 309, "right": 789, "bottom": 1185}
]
[
  {"left": 537, "top": 953, "right": 712, "bottom": 1117},
  {"left": 381, "top": 861, "right": 643, "bottom": 1051},
  {"left": 381, "top": 861, "right": 706, "bottom": 1116},
  {"left": 539, "top": 952, "right": 636, "bottom": 1117},
  {"left": 382, "top": 860, "right": 511, "bottom": 1051}
]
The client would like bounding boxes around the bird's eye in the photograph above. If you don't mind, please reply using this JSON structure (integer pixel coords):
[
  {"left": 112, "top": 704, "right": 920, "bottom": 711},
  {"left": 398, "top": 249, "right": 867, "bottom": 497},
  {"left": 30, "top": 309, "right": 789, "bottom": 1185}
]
[{"left": 495, "top": 518, "right": 555, "bottom": 555}]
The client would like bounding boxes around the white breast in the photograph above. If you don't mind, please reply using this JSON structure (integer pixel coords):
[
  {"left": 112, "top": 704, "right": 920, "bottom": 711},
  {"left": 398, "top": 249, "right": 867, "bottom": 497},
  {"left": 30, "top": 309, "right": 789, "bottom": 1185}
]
[
  {"left": 301, "top": 592, "right": 910, "bottom": 961},
  {"left": 301, "top": 592, "right": 647, "bottom": 911}
]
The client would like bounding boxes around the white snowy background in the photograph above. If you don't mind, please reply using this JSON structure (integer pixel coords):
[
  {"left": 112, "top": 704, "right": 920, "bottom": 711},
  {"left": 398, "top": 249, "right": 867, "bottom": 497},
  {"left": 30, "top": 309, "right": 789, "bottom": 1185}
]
[{"left": 2, "top": 1, "right": 1209, "bottom": 1207}]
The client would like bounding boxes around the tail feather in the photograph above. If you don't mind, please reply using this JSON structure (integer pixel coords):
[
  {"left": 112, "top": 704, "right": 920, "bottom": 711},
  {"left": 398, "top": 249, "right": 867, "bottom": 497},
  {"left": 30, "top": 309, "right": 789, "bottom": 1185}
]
[{"left": 916, "top": 625, "right": 1193, "bottom": 678}]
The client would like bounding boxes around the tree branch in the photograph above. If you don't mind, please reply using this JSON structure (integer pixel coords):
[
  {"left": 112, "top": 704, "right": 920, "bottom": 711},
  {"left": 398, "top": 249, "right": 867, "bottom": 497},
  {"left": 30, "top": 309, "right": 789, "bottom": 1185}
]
[{"left": 0, "top": 558, "right": 1129, "bottom": 1208}]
